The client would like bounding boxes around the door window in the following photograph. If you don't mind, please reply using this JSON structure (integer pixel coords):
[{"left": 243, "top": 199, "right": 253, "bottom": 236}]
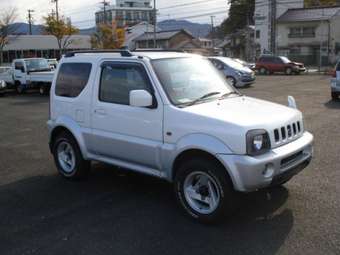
[{"left": 99, "top": 63, "right": 152, "bottom": 105}]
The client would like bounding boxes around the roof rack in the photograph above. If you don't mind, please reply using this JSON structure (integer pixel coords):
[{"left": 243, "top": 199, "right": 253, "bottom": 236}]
[
  {"left": 65, "top": 50, "right": 133, "bottom": 58},
  {"left": 133, "top": 49, "right": 186, "bottom": 53}
]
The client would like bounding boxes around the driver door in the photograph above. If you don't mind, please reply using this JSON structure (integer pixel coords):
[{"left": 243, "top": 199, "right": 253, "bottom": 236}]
[
  {"left": 90, "top": 61, "right": 163, "bottom": 170},
  {"left": 13, "top": 61, "right": 27, "bottom": 84}
]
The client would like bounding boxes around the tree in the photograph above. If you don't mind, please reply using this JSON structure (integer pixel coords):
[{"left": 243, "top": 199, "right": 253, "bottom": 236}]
[
  {"left": 91, "top": 24, "right": 123, "bottom": 49},
  {"left": 0, "top": 8, "right": 18, "bottom": 64},
  {"left": 44, "top": 14, "right": 79, "bottom": 55},
  {"left": 217, "top": 0, "right": 255, "bottom": 37}
]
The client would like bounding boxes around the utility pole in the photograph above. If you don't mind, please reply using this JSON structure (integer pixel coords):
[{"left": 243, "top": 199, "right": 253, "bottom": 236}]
[
  {"left": 270, "top": 0, "right": 277, "bottom": 54},
  {"left": 153, "top": 0, "right": 157, "bottom": 48},
  {"left": 27, "top": 9, "right": 34, "bottom": 35},
  {"left": 51, "top": 0, "right": 59, "bottom": 21},
  {"left": 101, "top": 0, "right": 110, "bottom": 25},
  {"left": 210, "top": 15, "right": 215, "bottom": 48}
]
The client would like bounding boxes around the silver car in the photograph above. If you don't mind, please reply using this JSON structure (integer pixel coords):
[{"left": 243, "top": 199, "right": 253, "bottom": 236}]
[
  {"left": 331, "top": 60, "right": 340, "bottom": 100},
  {"left": 209, "top": 57, "right": 256, "bottom": 88}
]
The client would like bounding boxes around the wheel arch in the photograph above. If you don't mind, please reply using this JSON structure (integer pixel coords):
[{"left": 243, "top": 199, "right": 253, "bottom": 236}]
[
  {"left": 171, "top": 149, "right": 234, "bottom": 189},
  {"left": 49, "top": 119, "right": 89, "bottom": 159}
]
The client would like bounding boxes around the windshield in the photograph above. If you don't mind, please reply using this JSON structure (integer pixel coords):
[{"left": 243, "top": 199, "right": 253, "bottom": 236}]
[
  {"left": 152, "top": 57, "right": 237, "bottom": 106},
  {"left": 280, "top": 56, "right": 291, "bottom": 64},
  {"left": 24, "top": 59, "right": 50, "bottom": 71},
  {"left": 217, "top": 57, "right": 245, "bottom": 69}
]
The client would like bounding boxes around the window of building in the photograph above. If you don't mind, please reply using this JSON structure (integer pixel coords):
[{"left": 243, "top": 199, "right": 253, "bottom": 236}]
[
  {"left": 256, "top": 30, "right": 260, "bottom": 39},
  {"left": 99, "top": 63, "right": 152, "bottom": 105},
  {"left": 289, "top": 27, "right": 315, "bottom": 38},
  {"left": 55, "top": 63, "right": 92, "bottom": 98}
]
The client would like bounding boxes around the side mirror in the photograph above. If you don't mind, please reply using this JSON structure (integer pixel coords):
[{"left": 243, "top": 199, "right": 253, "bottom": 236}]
[{"left": 129, "top": 90, "right": 153, "bottom": 108}]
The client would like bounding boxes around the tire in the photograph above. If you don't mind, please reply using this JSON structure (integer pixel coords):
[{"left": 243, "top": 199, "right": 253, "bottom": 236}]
[
  {"left": 39, "top": 85, "right": 48, "bottom": 95},
  {"left": 332, "top": 92, "right": 338, "bottom": 100},
  {"left": 285, "top": 67, "right": 293, "bottom": 75},
  {"left": 16, "top": 83, "right": 25, "bottom": 94},
  {"left": 259, "top": 67, "right": 269, "bottom": 75},
  {"left": 226, "top": 76, "right": 236, "bottom": 87},
  {"left": 174, "top": 158, "right": 236, "bottom": 223},
  {"left": 52, "top": 132, "right": 91, "bottom": 180}
]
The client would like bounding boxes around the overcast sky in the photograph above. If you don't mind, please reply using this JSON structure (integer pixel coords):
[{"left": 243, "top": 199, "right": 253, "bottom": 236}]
[{"left": 0, "top": 0, "right": 228, "bottom": 28}]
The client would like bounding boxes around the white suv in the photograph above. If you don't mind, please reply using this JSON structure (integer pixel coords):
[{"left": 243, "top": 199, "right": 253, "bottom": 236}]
[{"left": 48, "top": 50, "right": 313, "bottom": 223}]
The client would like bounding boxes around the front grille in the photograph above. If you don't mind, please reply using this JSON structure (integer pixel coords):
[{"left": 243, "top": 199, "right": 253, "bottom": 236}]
[{"left": 273, "top": 121, "right": 303, "bottom": 144}]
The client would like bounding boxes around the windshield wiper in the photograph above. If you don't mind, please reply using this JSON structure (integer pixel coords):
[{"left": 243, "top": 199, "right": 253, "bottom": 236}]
[
  {"left": 219, "top": 91, "right": 242, "bottom": 100},
  {"left": 186, "top": 92, "right": 221, "bottom": 106}
]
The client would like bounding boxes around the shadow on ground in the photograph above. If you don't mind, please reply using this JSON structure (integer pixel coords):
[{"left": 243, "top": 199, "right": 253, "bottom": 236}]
[
  {"left": 324, "top": 99, "right": 340, "bottom": 109},
  {"left": 0, "top": 163, "right": 293, "bottom": 255}
]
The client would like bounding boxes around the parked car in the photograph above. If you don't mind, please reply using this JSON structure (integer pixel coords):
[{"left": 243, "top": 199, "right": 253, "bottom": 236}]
[
  {"left": 48, "top": 50, "right": 313, "bottom": 223},
  {"left": 234, "top": 58, "right": 256, "bottom": 70},
  {"left": 209, "top": 57, "right": 256, "bottom": 88},
  {"left": 0, "top": 80, "right": 6, "bottom": 96},
  {"left": 0, "top": 58, "right": 54, "bottom": 95},
  {"left": 256, "top": 55, "right": 306, "bottom": 75},
  {"left": 330, "top": 60, "right": 340, "bottom": 100}
]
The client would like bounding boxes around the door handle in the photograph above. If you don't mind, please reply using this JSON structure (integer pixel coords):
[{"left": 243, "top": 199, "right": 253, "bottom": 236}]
[{"left": 94, "top": 109, "right": 106, "bottom": 116}]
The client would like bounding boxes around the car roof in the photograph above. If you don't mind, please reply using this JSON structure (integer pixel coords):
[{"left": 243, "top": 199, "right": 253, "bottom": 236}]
[{"left": 62, "top": 51, "right": 199, "bottom": 61}]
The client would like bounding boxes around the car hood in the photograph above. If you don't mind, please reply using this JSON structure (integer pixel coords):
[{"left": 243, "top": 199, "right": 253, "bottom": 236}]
[
  {"left": 165, "top": 96, "right": 303, "bottom": 154},
  {"left": 185, "top": 96, "right": 300, "bottom": 127}
]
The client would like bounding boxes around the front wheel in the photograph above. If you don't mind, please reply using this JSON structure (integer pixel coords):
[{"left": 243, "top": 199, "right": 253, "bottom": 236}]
[
  {"left": 285, "top": 67, "right": 293, "bottom": 75},
  {"left": 52, "top": 132, "right": 91, "bottom": 180},
  {"left": 174, "top": 158, "right": 236, "bottom": 223},
  {"left": 16, "top": 84, "right": 25, "bottom": 94},
  {"left": 226, "top": 76, "right": 236, "bottom": 87}
]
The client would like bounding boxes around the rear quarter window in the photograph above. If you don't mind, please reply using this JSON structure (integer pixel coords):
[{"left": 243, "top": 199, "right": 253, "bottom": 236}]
[
  {"left": 337, "top": 61, "right": 340, "bottom": 71},
  {"left": 55, "top": 63, "right": 92, "bottom": 98}
]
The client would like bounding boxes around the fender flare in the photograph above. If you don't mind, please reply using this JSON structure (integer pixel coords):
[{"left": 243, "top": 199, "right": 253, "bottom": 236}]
[{"left": 51, "top": 116, "right": 89, "bottom": 159}]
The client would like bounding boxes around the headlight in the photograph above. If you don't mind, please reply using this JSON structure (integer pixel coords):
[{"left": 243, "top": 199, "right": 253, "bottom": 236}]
[
  {"left": 236, "top": 71, "right": 244, "bottom": 76},
  {"left": 246, "top": 129, "right": 271, "bottom": 156},
  {"left": 0, "top": 81, "right": 5, "bottom": 88}
]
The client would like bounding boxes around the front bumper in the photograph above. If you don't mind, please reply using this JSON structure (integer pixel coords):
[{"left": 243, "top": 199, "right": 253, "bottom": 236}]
[
  {"left": 293, "top": 67, "right": 306, "bottom": 73},
  {"left": 330, "top": 78, "right": 340, "bottom": 92},
  {"left": 238, "top": 76, "right": 256, "bottom": 87},
  {"left": 217, "top": 131, "right": 313, "bottom": 192}
]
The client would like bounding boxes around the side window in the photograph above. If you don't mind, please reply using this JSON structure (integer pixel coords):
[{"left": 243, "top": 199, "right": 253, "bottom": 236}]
[
  {"left": 15, "top": 62, "right": 24, "bottom": 71},
  {"left": 55, "top": 63, "right": 92, "bottom": 98},
  {"left": 274, "top": 57, "right": 283, "bottom": 64},
  {"left": 259, "top": 57, "right": 267, "bottom": 63},
  {"left": 99, "top": 63, "right": 152, "bottom": 105},
  {"left": 337, "top": 62, "right": 340, "bottom": 71}
]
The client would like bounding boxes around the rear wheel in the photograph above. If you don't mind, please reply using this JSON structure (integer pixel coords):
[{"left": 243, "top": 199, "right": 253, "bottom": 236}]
[
  {"left": 259, "top": 67, "right": 269, "bottom": 75},
  {"left": 174, "top": 158, "right": 236, "bottom": 223},
  {"left": 332, "top": 92, "right": 339, "bottom": 100},
  {"left": 52, "top": 132, "right": 91, "bottom": 180}
]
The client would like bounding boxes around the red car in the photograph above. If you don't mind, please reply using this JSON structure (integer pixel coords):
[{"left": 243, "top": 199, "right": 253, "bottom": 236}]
[{"left": 256, "top": 55, "right": 306, "bottom": 75}]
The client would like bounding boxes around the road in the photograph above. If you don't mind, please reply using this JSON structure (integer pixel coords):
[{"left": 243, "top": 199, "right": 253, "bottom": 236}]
[{"left": 0, "top": 75, "right": 339, "bottom": 255}]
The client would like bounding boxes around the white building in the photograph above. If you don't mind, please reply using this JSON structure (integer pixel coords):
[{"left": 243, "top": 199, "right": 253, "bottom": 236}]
[
  {"left": 95, "top": 0, "right": 155, "bottom": 28},
  {"left": 1, "top": 35, "right": 91, "bottom": 64},
  {"left": 254, "top": 0, "right": 304, "bottom": 54}
]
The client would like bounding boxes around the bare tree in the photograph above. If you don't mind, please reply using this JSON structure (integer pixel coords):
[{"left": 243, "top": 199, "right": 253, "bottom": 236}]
[{"left": 0, "top": 8, "right": 18, "bottom": 64}]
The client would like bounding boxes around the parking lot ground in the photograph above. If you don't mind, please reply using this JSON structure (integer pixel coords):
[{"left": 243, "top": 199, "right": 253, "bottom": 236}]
[{"left": 0, "top": 75, "right": 339, "bottom": 255}]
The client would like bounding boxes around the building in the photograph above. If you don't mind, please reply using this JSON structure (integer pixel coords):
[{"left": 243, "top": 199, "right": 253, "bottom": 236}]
[
  {"left": 254, "top": 0, "right": 304, "bottom": 54},
  {"left": 277, "top": 6, "right": 340, "bottom": 65},
  {"left": 218, "top": 26, "right": 256, "bottom": 61},
  {"left": 134, "top": 29, "right": 195, "bottom": 50},
  {"left": 95, "top": 0, "right": 155, "bottom": 28},
  {"left": 1, "top": 35, "right": 91, "bottom": 64},
  {"left": 123, "top": 22, "right": 158, "bottom": 50}
]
